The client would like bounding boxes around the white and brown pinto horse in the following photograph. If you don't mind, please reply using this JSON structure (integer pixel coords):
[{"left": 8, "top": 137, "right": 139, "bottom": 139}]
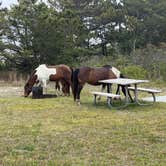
[
  {"left": 24, "top": 64, "right": 72, "bottom": 97},
  {"left": 72, "top": 65, "right": 133, "bottom": 104}
]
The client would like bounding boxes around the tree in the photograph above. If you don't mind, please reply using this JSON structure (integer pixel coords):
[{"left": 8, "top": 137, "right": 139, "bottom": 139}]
[{"left": 122, "top": 0, "right": 166, "bottom": 51}]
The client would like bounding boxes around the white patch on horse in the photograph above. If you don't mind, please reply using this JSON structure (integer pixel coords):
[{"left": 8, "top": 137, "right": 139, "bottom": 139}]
[
  {"left": 111, "top": 67, "right": 121, "bottom": 78},
  {"left": 35, "top": 64, "right": 56, "bottom": 87}
]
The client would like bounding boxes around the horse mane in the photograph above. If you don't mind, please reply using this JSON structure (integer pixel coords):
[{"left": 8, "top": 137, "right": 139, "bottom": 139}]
[
  {"left": 120, "top": 73, "right": 127, "bottom": 78},
  {"left": 102, "top": 65, "right": 112, "bottom": 68},
  {"left": 25, "top": 70, "right": 36, "bottom": 86}
]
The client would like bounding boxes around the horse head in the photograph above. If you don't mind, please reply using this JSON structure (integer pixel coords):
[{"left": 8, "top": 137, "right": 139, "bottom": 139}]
[
  {"left": 24, "top": 82, "right": 33, "bottom": 97},
  {"left": 24, "top": 70, "right": 37, "bottom": 97}
]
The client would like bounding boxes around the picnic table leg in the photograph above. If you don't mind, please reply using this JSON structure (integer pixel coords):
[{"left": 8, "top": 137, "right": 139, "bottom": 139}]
[
  {"left": 107, "top": 84, "right": 112, "bottom": 93},
  {"left": 125, "top": 85, "right": 129, "bottom": 104},
  {"left": 107, "top": 97, "right": 112, "bottom": 108},
  {"left": 134, "top": 84, "right": 138, "bottom": 103},
  {"left": 107, "top": 84, "right": 113, "bottom": 106},
  {"left": 152, "top": 93, "right": 156, "bottom": 103},
  {"left": 93, "top": 94, "right": 97, "bottom": 105},
  {"left": 137, "top": 92, "right": 156, "bottom": 105},
  {"left": 108, "top": 85, "right": 129, "bottom": 109}
]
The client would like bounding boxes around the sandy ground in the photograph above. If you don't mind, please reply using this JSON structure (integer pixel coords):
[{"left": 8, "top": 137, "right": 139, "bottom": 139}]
[
  {"left": 0, "top": 86, "right": 23, "bottom": 97},
  {"left": 143, "top": 96, "right": 166, "bottom": 102},
  {"left": 0, "top": 82, "right": 60, "bottom": 98},
  {"left": 0, "top": 85, "right": 166, "bottom": 102}
]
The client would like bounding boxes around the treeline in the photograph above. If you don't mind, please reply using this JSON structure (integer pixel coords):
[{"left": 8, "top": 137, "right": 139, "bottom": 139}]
[{"left": 0, "top": 0, "right": 166, "bottom": 74}]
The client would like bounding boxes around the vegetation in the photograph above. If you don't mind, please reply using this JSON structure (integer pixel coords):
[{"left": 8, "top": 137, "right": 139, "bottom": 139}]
[
  {"left": 0, "top": 85, "right": 166, "bottom": 165},
  {"left": 0, "top": 0, "right": 166, "bottom": 78},
  {"left": 0, "top": 1, "right": 165, "bottom": 165}
]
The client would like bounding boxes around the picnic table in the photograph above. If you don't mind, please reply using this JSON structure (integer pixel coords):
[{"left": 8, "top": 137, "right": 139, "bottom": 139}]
[{"left": 91, "top": 78, "right": 161, "bottom": 109}]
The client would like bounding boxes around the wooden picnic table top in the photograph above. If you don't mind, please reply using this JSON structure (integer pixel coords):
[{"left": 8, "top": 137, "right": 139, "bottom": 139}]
[{"left": 99, "top": 78, "right": 149, "bottom": 85}]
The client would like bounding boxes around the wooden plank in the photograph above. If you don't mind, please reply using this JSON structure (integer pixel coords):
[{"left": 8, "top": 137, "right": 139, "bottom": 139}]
[
  {"left": 128, "top": 87, "right": 161, "bottom": 93},
  {"left": 99, "top": 78, "right": 149, "bottom": 85},
  {"left": 91, "top": 91, "right": 121, "bottom": 98}
]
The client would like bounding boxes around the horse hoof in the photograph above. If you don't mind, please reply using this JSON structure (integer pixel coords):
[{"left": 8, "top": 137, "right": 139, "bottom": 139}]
[
  {"left": 77, "top": 102, "right": 81, "bottom": 106},
  {"left": 113, "top": 97, "right": 120, "bottom": 100}
]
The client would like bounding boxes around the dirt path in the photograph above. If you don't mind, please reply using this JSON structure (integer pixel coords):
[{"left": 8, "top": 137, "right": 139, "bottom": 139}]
[
  {"left": 0, "top": 86, "right": 23, "bottom": 97},
  {"left": 0, "top": 85, "right": 165, "bottom": 102}
]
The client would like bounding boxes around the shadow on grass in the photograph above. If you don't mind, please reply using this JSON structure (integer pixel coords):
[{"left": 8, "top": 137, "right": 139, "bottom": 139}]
[
  {"left": 81, "top": 98, "right": 163, "bottom": 112},
  {"left": 32, "top": 94, "right": 58, "bottom": 99}
]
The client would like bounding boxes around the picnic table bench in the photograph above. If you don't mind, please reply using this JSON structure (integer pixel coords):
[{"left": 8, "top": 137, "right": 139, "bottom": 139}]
[
  {"left": 91, "top": 91, "right": 121, "bottom": 107},
  {"left": 91, "top": 78, "right": 161, "bottom": 109},
  {"left": 128, "top": 87, "right": 161, "bottom": 104}
]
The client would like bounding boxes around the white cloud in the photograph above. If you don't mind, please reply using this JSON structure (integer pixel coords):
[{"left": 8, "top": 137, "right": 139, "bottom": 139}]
[
  {"left": 1, "top": 0, "right": 18, "bottom": 8},
  {"left": 1, "top": 0, "right": 48, "bottom": 8}
]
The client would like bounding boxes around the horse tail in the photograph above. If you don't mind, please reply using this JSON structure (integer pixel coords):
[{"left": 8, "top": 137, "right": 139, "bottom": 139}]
[{"left": 72, "top": 68, "right": 79, "bottom": 101}]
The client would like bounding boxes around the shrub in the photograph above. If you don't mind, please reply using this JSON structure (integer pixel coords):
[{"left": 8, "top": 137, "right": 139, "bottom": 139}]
[
  {"left": 159, "top": 62, "right": 166, "bottom": 81},
  {"left": 123, "top": 65, "right": 148, "bottom": 79}
]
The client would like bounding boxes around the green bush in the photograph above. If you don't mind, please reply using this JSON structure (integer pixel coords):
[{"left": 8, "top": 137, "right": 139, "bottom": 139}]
[
  {"left": 0, "top": 62, "right": 9, "bottom": 71},
  {"left": 123, "top": 65, "right": 148, "bottom": 79},
  {"left": 159, "top": 62, "right": 166, "bottom": 81},
  {"left": 114, "top": 56, "right": 130, "bottom": 70}
]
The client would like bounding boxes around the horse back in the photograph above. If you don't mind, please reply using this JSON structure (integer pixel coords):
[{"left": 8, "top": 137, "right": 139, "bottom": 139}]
[
  {"left": 49, "top": 64, "right": 72, "bottom": 82},
  {"left": 77, "top": 67, "right": 117, "bottom": 85}
]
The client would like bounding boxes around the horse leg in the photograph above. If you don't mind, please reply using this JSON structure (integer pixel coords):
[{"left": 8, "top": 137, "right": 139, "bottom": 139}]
[
  {"left": 42, "top": 80, "right": 47, "bottom": 94},
  {"left": 61, "top": 84, "right": 65, "bottom": 96},
  {"left": 64, "top": 79, "right": 70, "bottom": 96},
  {"left": 62, "top": 79, "right": 70, "bottom": 96},
  {"left": 72, "top": 68, "right": 80, "bottom": 102},
  {"left": 60, "top": 79, "right": 67, "bottom": 96},
  {"left": 98, "top": 84, "right": 106, "bottom": 101},
  {"left": 116, "top": 85, "right": 120, "bottom": 95},
  {"left": 111, "top": 84, "right": 121, "bottom": 100},
  {"left": 55, "top": 81, "right": 60, "bottom": 91},
  {"left": 76, "top": 84, "right": 83, "bottom": 105},
  {"left": 55, "top": 81, "right": 61, "bottom": 96},
  {"left": 121, "top": 85, "right": 133, "bottom": 102},
  {"left": 66, "top": 83, "right": 70, "bottom": 96},
  {"left": 72, "top": 77, "right": 77, "bottom": 101},
  {"left": 62, "top": 83, "right": 67, "bottom": 96}
]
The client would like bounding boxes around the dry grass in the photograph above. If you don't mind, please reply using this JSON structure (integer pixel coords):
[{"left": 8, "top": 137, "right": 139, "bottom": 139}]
[{"left": 0, "top": 84, "right": 166, "bottom": 165}]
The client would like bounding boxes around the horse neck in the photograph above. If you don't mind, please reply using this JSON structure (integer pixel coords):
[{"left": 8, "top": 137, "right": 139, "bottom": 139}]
[
  {"left": 109, "top": 67, "right": 121, "bottom": 78},
  {"left": 28, "top": 74, "right": 37, "bottom": 88}
]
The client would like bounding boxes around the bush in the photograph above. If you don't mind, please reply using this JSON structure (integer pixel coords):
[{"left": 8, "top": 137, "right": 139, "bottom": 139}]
[
  {"left": 79, "top": 56, "right": 114, "bottom": 67},
  {"left": 123, "top": 65, "right": 148, "bottom": 79},
  {"left": 159, "top": 62, "right": 166, "bottom": 81},
  {"left": 0, "top": 62, "right": 9, "bottom": 71}
]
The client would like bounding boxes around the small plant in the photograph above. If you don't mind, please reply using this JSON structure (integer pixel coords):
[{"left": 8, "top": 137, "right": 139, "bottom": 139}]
[
  {"left": 159, "top": 62, "right": 166, "bottom": 81},
  {"left": 123, "top": 65, "right": 148, "bottom": 79}
]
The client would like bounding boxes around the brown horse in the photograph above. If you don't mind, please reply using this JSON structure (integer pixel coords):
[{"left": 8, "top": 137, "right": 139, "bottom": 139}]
[
  {"left": 55, "top": 79, "right": 71, "bottom": 96},
  {"left": 24, "top": 64, "right": 73, "bottom": 97},
  {"left": 72, "top": 66, "right": 132, "bottom": 104}
]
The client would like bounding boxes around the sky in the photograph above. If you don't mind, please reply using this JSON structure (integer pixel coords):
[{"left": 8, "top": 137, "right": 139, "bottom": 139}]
[
  {"left": 1, "top": 0, "right": 18, "bottom": 8},
  {"left": 0, "top": 0, "right": 49, "bottom": 8},
  {"left": 1, "top": 0, "right": 121, "bottom": 8}
]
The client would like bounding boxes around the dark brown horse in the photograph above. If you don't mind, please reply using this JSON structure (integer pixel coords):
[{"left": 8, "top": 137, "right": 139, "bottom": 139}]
[
  {"left": 24, "top": 64, "right": 73, "bottom": 97},
  {"left": 72, "top": 66, "right": 132, "bottom": 104}
]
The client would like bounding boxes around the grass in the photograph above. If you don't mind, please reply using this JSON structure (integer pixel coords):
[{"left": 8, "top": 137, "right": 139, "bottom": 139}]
[{"left": 0, "top": 85, "right": 166, "bottom": 165}]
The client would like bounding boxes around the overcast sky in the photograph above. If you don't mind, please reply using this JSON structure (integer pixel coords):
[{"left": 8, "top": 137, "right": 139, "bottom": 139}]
[
  {"left": 1, "top": 0, "right": 48, "bottom": 8},
  {"left": 1, "top": 0, "right": 120, "bottom": 8},
  {"left": 1, "top": 0, "right": 18, "bottom": 8}
]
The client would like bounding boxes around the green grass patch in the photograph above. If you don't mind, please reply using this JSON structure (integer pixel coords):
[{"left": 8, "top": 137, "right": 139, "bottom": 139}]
[{"left": 0, "top": 85, "right": 166, "bottom": 165}]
